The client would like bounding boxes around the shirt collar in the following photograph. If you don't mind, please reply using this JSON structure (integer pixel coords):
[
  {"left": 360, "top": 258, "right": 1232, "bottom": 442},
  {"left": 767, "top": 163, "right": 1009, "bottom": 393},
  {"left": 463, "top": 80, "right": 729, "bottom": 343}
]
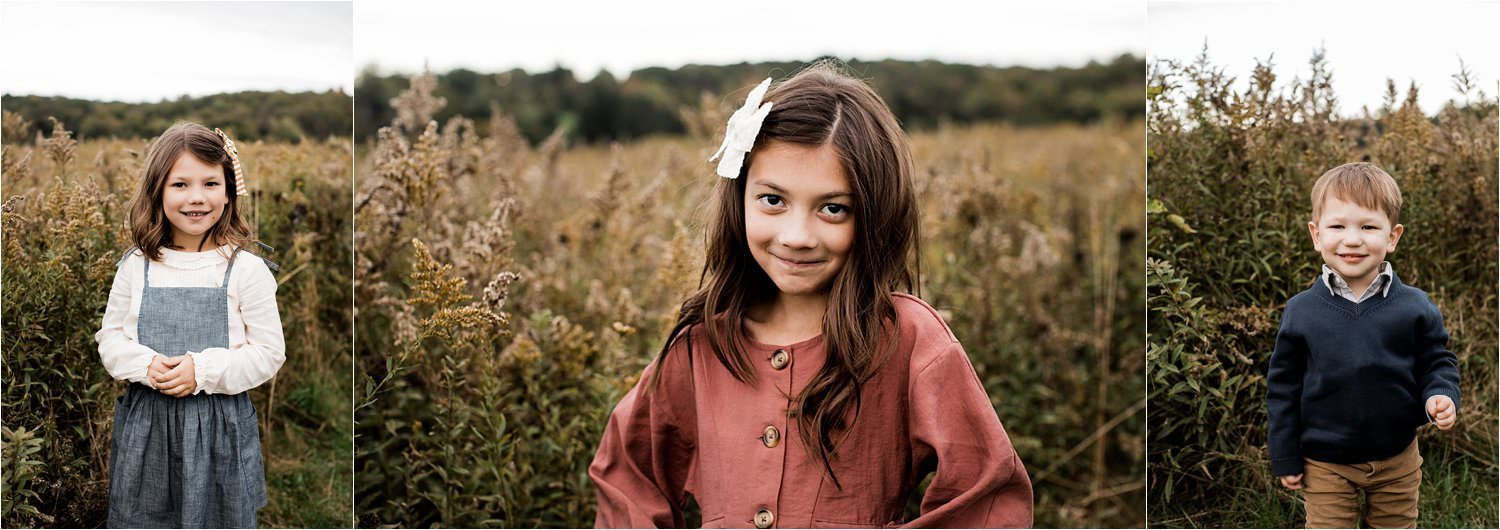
[{"left": 1321, "top": 262, "right": 1395, "bottom": 298}]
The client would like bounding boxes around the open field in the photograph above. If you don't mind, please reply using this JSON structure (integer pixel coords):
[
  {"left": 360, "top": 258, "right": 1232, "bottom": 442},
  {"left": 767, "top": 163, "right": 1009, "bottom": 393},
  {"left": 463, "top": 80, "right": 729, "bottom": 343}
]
[
  {"left": 1, "top": 115, "right": 354, "bottom": 528},
  {"left": 354, "top": 77, "right": 1146, "bottom": 528}
]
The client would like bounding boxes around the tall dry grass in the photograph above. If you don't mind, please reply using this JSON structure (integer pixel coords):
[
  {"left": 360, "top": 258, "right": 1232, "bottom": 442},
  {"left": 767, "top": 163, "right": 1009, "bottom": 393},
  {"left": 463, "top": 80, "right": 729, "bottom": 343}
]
[
  {"left": 354, "top": 73, "right": 1146, "bottom": 528},
  {"left": 1, "top": 114, "right": 354, "bottom": 528},
  {"left": 1146, "top": 50, "right": 1498, "bottom": 527}
]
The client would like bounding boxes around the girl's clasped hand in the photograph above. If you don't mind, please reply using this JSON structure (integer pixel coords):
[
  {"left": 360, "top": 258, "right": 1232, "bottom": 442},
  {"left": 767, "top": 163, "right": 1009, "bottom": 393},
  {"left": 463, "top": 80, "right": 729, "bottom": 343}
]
[{"left": 145, "top": 354, "right": 197, "bottom": 397}]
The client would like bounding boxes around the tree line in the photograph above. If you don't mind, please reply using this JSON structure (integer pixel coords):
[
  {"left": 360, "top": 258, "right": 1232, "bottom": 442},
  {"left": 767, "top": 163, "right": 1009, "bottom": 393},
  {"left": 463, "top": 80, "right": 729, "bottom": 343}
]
[
  {"left": 1, "top": 90, "right": 352, "bottom": 143},
  {"left": 2, "top": 56, "right": 1145, "bottom": 146},
  {"left": 356, "top": 55, "right": 1145, "bottom": 144}
]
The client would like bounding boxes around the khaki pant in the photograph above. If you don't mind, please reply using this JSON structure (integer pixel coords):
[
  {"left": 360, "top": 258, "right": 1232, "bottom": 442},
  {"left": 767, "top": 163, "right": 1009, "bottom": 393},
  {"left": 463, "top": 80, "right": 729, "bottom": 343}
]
[{"left": 1302, "top": 440, "right": 1422, "bottom": 529}]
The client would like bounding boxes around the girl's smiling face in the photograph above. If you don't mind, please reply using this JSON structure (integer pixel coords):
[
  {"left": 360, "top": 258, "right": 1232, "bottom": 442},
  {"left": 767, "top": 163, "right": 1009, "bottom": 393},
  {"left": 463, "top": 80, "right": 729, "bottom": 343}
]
[
  {"left": 162, "top": 151, "right": 228, "bottom": 250},
  {"left": 745, "top": 140, "right": 855, "bottom": 298}
]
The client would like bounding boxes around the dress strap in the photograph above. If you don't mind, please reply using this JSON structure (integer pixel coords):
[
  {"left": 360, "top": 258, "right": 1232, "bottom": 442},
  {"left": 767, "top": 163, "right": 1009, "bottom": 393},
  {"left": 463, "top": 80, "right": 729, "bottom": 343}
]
[
  {"left": 221, "top": 248, "right": 242, "bottom": 288},
  {"left": 253, "top": 241, "right": 280, "bottom": 272}
]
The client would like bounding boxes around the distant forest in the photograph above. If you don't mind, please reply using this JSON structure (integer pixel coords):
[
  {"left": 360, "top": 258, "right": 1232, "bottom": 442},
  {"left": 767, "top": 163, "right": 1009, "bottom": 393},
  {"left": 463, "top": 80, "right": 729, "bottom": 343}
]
[
  {"left": 1, "top": 90, "right": 352, "bottom": 143},
  {"left": 1, "top": 56, "right": 1144, "bottom": 145},
  {"left": 356, "top": 56, "right": 1145, "bottom": 144}
]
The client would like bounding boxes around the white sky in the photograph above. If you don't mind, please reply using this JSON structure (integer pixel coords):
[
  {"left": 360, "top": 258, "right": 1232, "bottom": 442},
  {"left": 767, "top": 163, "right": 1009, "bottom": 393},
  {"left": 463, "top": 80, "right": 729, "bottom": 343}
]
[
  {"left": 0, "top": 1, "right": 352, "bottom": 102},
  {"left": 13, "top": 0, "right": 1486, "bottom": 113},
  {"left": 1151, "top": 0, "right": 1499, "bottom": 114},
  {"left": 355, "top": 0, "right": 1147, "bottom": 79}
]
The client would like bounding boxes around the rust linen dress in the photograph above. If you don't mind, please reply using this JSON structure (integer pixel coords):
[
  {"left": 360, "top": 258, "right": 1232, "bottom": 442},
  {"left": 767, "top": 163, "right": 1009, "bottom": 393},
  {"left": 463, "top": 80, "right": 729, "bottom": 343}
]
[{"left": 590, "top": 293, "right": 1033, "bottom": 528}]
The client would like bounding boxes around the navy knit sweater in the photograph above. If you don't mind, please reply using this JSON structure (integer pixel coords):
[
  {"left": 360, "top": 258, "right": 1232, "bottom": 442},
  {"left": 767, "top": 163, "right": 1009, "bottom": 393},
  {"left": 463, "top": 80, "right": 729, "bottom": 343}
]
[{"left": 1266, "top": 270, "right": 1460, "bottom": 477}]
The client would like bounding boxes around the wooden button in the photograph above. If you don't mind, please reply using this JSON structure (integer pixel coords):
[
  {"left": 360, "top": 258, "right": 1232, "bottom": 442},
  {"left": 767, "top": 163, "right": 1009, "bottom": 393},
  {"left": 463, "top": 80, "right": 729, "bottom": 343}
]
[
  {"left": 754, "top": 508, "right": 775, "bottom": 528},
  {"left": 761, "top": 425, "right": 781, "bottom": 448},
  {"left": 770, "top": 349, "right": 791, "bottom": 370}
]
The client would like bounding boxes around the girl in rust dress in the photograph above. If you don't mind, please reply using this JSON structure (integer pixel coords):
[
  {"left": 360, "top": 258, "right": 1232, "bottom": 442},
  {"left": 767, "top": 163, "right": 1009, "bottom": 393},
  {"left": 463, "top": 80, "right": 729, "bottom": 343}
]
[{"left": 590, "top": 62, "right": 1033, "bottom": 529}]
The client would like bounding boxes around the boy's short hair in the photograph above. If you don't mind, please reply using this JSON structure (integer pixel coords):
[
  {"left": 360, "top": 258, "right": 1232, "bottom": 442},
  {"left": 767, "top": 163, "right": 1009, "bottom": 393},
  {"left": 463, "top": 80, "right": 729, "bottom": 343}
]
[{"left": 1310, "top": 162, "right": 1404, "bottom": 224}]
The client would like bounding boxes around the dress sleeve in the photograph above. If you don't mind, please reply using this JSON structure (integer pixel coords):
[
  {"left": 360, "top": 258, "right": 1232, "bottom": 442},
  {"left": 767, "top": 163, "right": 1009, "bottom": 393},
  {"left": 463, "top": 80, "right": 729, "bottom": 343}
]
[
  {"left": 1265, "top": 305, "right": 1307, "bottom": 477},
  {"left": 188, "top": 256, "right": 286, "bottom": 395},
  {"left": 588, "top": 347, "right": 698, "bottom": 528},
  {"left": 905, "top": 341, "right": 1033, "bottom": 528},
  {"left": 95, "top": 255, "right": 158, "bottom": 384}
]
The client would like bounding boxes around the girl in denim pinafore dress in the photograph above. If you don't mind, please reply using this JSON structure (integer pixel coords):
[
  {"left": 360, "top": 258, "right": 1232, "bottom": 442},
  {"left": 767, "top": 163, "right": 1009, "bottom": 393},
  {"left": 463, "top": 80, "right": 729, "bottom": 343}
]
[
  {"left": 97, "top": 123, "right": 285, "bottom": 528},
  {"left": 108, "top": 249, "right": 267, "bottom": 528}
]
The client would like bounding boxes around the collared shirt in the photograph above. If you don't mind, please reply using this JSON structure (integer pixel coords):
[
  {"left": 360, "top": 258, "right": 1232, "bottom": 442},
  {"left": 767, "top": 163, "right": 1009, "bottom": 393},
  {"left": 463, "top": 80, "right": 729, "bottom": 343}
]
[{"left": 1321, "top": 262, "right": 1395, "bottom": 303}]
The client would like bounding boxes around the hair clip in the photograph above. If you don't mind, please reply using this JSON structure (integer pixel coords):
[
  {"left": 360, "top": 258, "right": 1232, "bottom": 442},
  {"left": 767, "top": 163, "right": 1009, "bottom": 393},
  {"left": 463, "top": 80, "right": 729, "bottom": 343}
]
[
  {"left": 214, "top": 128, "right": 248, "bottom": 197},
  {"left": 708, "top": 77, "right": 774, "bottom": 179}
]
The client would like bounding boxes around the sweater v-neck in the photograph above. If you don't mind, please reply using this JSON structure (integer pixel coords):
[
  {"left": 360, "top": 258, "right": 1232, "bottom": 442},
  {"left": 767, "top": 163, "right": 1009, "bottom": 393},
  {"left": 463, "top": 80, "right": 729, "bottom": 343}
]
[{"left": 1311, "top": 271, "right": 1403, "bottom": 317}]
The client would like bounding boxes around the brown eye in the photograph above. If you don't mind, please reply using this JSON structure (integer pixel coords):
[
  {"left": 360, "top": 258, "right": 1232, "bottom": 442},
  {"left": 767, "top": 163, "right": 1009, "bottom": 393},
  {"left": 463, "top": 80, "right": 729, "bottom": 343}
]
[{"left": 820, "top": 204, "right": 851, "bottom": 219}]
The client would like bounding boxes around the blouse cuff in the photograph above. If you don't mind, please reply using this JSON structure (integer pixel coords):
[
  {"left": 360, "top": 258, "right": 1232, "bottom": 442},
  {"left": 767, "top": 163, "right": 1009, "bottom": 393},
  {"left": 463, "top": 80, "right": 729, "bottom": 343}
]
[
  {"left": 188, "top": 345, "right": 284, "bottom": 395},
  {"left": 187, "top": 349, "right": 224, "bottom": 395},
  {"left": 129, "top": 351, "right": 157, "bottom": 386}
]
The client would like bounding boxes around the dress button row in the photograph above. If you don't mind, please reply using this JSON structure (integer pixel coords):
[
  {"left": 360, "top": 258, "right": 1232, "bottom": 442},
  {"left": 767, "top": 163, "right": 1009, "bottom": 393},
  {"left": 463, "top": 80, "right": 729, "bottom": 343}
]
[
  {"left": 761, "top": 425, "right": 781, "bottom": 448},
  {"left": 754, "top": 508, "right": 775, "bottom": 528},
  {"left": 770, "top": 348, "right": 791, "bottom": 370}
]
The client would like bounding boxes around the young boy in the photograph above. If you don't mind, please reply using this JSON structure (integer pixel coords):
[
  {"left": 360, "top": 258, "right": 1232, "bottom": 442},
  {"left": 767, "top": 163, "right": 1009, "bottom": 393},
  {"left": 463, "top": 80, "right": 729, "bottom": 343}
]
[{"left": 1266, "top": 162, "right": 1460, "bottom": 528}]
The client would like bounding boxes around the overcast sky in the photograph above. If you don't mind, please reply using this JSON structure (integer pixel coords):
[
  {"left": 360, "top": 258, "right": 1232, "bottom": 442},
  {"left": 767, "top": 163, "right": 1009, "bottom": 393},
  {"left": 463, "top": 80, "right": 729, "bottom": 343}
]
[
  {"left": 355, "top": 0, "right": 1147, "bottom": 79},
  {"left": 1151, "top": 0, "right": 1498, "bottom": 114},
  {"left": 0, "top": 1, "right": 352, "bottom": 102},
  {"left": 7, "top": 0, "right": 1490, "bottom": 113}
]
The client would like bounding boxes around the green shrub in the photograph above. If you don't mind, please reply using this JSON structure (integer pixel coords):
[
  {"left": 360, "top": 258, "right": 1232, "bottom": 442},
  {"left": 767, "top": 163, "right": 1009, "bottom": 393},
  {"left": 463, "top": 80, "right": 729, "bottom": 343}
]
[
  {"left": 1146, "top": 50, "right": 1498, "bottom": 527},
  {"left": 1, "top": 115, "right": 354, "bottom": 528}
]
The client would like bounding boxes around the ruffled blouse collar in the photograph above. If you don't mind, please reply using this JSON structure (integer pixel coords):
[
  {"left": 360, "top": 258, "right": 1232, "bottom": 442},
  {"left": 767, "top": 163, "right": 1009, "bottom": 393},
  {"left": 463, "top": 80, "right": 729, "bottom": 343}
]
[{"left": 158, "top": 244, "right": 237, "bottom": 270}]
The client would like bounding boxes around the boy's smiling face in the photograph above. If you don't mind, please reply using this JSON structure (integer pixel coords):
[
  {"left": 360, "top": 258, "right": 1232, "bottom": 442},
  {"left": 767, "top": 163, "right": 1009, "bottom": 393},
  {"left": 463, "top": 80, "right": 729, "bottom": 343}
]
[{"left": 1308, "top": 195, "right": 1404, "bottom": 295}]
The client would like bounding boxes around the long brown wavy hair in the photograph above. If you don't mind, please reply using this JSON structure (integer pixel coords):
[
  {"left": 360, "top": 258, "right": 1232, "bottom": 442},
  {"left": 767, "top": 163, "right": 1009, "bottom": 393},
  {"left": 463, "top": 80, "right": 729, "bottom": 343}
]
[
  {"left": 129, "top": 122, "right": 254, "bottom": 261},
  {"left": 651, "top": 61, "right": 920, "bottom": 488}
]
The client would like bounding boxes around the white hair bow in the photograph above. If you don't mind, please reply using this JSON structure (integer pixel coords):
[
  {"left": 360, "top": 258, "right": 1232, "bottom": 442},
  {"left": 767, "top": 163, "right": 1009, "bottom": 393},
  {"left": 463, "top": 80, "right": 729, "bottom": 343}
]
[{"left": 708, "top": 77, "right": 774, "bottom": 179}]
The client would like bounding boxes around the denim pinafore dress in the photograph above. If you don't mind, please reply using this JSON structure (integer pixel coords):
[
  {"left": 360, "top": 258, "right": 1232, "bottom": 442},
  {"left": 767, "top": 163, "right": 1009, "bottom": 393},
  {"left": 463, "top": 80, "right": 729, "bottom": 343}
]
[{"left": 107, "top": 248, "right": 267, "bottom": 528}]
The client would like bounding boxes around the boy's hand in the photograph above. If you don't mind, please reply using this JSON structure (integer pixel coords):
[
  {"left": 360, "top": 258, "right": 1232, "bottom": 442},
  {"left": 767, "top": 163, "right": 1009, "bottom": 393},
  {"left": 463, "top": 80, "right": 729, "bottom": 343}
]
[
  {"left": 152, "top": 355, "right": 198, "bottom": 398},
  {"left": 1426, "top": 395, "right": 1457, "bottom": 430},
  {"left": 1279, "top": 474, "right": 1303, "bottom": 490}
]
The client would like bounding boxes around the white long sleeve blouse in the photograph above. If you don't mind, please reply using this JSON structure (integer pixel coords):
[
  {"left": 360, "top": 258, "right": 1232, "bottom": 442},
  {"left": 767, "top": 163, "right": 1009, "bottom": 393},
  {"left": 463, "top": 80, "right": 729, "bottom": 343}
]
[{"left": 95, "top": 245, "right": 286, "bottom": 395}]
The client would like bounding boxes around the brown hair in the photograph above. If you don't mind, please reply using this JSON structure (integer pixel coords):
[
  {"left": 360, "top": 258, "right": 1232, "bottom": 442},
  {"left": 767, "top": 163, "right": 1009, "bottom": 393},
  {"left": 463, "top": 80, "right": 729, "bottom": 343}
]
[
  {"left": 129, "top": 122, "right": 253, "bottom": 261},
  {"left": 652, "top": 60, "right": 920, "bottom": 488},
  {"left": 1310, "top": 162, "right": 1404, "bottom": 224}
]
